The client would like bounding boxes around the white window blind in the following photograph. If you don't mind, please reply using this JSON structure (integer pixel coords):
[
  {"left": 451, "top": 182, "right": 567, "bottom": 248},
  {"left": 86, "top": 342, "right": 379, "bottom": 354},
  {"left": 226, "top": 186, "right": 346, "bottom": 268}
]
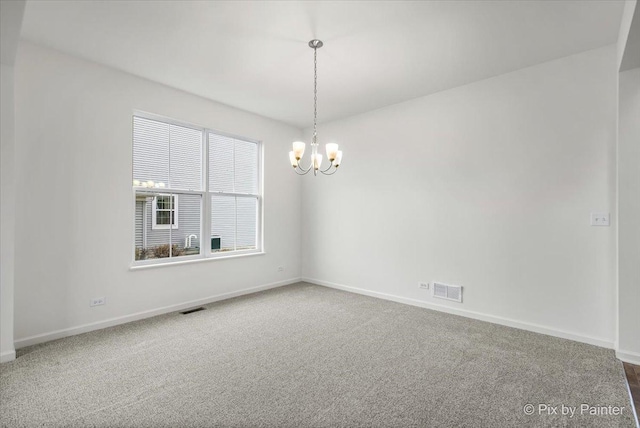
[{"left": 209, "top": 133, "right": 259, "bottom": 252}]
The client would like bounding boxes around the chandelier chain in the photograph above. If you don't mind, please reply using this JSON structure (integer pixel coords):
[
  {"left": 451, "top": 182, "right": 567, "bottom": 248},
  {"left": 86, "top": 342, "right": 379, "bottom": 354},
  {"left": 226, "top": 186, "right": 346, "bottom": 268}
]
[{"left": 313, "top": 45, "right": 318, "bottom": 145}]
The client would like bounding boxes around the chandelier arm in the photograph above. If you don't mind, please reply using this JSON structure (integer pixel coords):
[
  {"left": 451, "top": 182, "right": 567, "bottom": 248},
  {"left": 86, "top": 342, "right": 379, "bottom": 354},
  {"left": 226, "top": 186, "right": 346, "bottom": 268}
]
[
  {"left": 294, "top": 166, "right": 312, "bottom": 175},
  {"left": 320, "top": 162, "right": 334, "bottom": 173},
  {"left": 293, "top": 159, "right": 313, "bottom": 174},
  {"left": 319, "top": 167, "right": 338, "bottom": 176},
  {"left": 297, "top": 159, "right": 313, "bottom": 172}
]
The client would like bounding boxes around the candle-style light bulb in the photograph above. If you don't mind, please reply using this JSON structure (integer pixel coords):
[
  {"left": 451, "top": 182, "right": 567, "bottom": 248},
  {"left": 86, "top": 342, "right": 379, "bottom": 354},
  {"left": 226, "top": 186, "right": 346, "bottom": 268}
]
[
  {"left": 289, "top": 151, "right": 298, "bottom": 168},
  {"left": 325, "top": 143, "right": 339, "bottom": 161},
  {"left": 333, "top": 150, "right": 343, "bottom": 167},
  {"left": 292, "top": 141, "right": 306, "bottom": 160},
  {"left": 313, "top": 153, "right": 323, "bottom": 170}
]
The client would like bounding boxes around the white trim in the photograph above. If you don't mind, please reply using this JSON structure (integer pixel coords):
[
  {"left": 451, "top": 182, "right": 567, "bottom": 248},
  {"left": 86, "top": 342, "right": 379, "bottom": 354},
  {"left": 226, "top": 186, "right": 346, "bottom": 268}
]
[
  {"left": 134, "top": 111, "right": 205, "bottom": 133},
  {"left": 133, "top": 110, "right": 263, "bottom": 145},
  {"left": 130, "top": 250, "right": 266, "bottom": 270},
  {"left": 0, "top": 349, "right": 16, "bottom": 363},
  {"left": 616, "top": 349, "right": 640, "bottom": 365},
  {"left": 142, "top": 199, "right": 148, "bottom": 248},
  {"left": 210, "top": 191, "right": 261, "bottom": 198},
  {"left": 131, "top": 252, "right": 204, "bottom": 268},
  {"left": 203, "top": 131, "right": 211, "bottom": 258},
  {"left": 258, "top": 140, "right": 264, "bottom": 253},
  {"left": 302, "top": 277, "right": 614, "bottom": 349},
  {"left": 135, "top": 187, "right": 204, "bottom": 196},
  {"left": 14, "top": 277, "right": 300, "bottom": 349}
]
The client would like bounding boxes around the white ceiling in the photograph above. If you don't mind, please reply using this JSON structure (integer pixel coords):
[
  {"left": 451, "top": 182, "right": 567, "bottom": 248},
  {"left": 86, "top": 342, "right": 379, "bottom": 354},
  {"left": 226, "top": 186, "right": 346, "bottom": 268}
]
[{"left": 20, "top": 0, "right": 624, "bottom": 128}]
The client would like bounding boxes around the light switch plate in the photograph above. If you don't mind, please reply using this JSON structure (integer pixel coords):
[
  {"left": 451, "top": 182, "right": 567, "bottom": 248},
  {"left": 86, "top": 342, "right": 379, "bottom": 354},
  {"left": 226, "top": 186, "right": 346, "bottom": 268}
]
[{"left": 590, "top": 212, "right": 610, "bottom": 226}]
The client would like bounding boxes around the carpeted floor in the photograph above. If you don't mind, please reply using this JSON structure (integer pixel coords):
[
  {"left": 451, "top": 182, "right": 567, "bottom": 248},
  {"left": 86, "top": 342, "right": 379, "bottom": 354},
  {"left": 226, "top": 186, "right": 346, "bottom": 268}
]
[{"left": 0, "top": 282, "right": 636, "bottom": 427}]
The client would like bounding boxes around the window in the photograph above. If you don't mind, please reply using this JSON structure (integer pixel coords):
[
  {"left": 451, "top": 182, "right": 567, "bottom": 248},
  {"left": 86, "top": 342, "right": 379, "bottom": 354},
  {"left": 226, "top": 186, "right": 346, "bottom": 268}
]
[
  {"left": 209, "top": 132, "right": 259, "bottom": 252},
  {"left": 152, "top": 195, "right": 178, "bottom": 230},
  {"left": 132, "top": 114, "right": 261, "bottom": 264}
]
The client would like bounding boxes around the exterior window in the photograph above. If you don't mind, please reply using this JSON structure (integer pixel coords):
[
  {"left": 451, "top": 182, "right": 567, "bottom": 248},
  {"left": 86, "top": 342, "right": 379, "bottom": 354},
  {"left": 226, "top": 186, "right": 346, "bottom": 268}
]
[
  {"left": 152, "top": 195, "right": 178, "bottom": 230},
  {"left": 133, "top": 114, "right": 261, "bottom": 264}
]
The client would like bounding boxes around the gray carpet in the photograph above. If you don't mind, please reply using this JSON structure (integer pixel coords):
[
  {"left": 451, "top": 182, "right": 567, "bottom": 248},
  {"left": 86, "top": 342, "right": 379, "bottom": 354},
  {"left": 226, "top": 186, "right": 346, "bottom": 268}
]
[{"left": 0, "top": 282, "right": 635, "bottom": 427}]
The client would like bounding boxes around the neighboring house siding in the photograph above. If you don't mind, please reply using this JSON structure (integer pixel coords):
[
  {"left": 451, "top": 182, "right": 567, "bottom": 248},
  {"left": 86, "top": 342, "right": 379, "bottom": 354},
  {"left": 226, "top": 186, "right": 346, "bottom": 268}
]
[
  {"left": 135, "top": 200, "right": 144, "bottom": 248},
  {"left": 143, "top": 195, "right": 201, "bottom": 250},
  {"left": 134, "top": 194, "right": 256, "bottom": 252}
]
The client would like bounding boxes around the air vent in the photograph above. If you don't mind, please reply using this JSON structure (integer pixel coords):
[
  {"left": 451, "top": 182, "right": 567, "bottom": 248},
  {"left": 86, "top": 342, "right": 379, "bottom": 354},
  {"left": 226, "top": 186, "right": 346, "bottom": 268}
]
[
  {"left": 432, "top": 282, "right": 462, "bottom": 303},
  {"left": 180, "top": 307, "right": 206, "bottom": 315}
]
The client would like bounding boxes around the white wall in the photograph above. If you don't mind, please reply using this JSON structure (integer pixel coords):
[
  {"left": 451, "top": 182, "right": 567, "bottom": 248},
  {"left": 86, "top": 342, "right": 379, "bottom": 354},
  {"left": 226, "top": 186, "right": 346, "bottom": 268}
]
[
  {"left": 617, "top": 67, "right": 640, "bottom": 363},
  {"left": 13, "top": 42, "right": 302, "bottom": 345},
  {"left": 7, "top": 40, "right": 626, "bottom": 354},
  {"left": 618, "top": 1, "right": 639, "bottom": 72},
  {"left": 0, "top": 0, "right": 25, "bottom": 364},
  {"left": 302, "top": 45, "right": 618, "bottom": 347},
  {"left": 1, "top": 64, "right": 17, "bottom": 362}
]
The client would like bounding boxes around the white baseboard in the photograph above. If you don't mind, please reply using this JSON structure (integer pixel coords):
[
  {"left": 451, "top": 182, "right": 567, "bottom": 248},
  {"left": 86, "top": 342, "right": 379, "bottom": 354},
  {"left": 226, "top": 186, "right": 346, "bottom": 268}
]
[
  {"left": 12, "top": 277, "right": 621, "bottom": 354},
  {"left": 0, "top": 349, "right": 16, "bottom": 363},
  {"left": 616, "top": 350, "right": 640, "bottom": 365},
  {"left": 14, "top": 278, "right": 301, "bottom": 349},
  {"left": 302, "top": 277, "right": 614, "bottom": 349}
]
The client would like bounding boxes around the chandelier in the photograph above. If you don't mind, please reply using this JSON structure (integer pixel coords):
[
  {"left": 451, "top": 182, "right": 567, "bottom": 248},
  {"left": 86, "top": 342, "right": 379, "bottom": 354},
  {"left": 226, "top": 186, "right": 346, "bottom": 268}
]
[{"left": 289, "top": 39, "right": 343, "bottom": 175}]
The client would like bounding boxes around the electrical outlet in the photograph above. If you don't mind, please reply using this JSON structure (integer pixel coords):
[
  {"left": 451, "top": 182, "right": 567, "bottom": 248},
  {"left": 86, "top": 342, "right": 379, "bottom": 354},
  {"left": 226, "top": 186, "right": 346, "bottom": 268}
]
[
  {"left": 590, "top": 212, "right": 610, "bottom": 226},
  {"left": 90, "top": 297, "right": 106, "bottom": 307},
  {"left": 277, "top": 266, "right": 284, "bottom": 272},
  {"left": 419, "top": 282, "right": 429, "bottom": 290}
]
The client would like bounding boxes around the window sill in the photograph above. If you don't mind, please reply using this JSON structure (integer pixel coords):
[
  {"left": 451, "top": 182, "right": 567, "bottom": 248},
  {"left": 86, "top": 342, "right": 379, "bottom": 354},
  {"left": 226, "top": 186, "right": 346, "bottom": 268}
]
[{"left": 129, "top": 251, "right": 266, "bottom": 271}]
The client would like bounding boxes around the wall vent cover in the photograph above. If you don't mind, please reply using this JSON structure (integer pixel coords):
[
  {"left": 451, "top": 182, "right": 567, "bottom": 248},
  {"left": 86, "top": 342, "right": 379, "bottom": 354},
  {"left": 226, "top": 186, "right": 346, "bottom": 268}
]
[
  {"left": 180, "top": 307, "right": 206, "bottom": 315},
  {"left": 432, "top": 282, "right": 462, "bottom": 303}
]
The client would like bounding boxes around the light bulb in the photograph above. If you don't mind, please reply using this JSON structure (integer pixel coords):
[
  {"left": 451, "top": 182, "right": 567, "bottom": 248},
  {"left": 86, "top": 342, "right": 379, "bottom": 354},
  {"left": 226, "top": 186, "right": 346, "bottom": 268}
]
[
  {"left": 292, "top": 141, "right": 306, "bottom": 160},
  {"left": 313, "top": 153, "right": 323, "bottom": 170},
  {"left": 325, "top": 143, "right": 339, "bottom": 161},
  {"left": 133, "top": 179, "right": 141, "bottom": 187},
  {"left": 289, "top": 151, "right": 298, "bottom": 168},
  {"left": 334, "top": 151, "right": 343, "bottom": 167},
  {"left": 147, "top": 180, "right": 155, "bottom": 187}
]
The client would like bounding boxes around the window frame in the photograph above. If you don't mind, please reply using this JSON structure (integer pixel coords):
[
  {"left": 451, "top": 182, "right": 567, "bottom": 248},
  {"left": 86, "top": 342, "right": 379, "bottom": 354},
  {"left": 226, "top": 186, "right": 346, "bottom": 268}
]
[
  {"left": 151, "top": 194, "right": 179, "bottom": 230},
  {"left": 132, "top": 111, "right": 263, "bottom": 267}
]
